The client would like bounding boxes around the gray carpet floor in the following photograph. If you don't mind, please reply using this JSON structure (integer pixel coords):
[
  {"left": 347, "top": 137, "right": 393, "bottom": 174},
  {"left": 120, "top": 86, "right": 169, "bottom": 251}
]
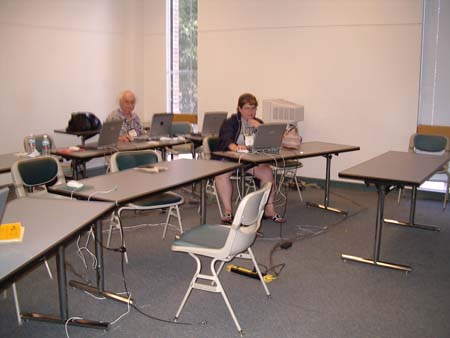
[{"left": 1, "top": 183, "right": 450, "bottom": 338}]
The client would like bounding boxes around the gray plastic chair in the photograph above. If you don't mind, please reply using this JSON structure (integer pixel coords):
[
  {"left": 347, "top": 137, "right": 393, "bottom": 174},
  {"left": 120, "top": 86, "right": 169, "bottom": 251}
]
[
  {"left": 398, "top": 133, "right": 450, "bottom": 209},
  {"left": 171, "top": 183, "right": 272, "bottom": 336},
  {"left": 11, "top": 156, "right": 67, "bottom": 198},
  {"left": 166, "top": 122, "right": 194, "bottom": 159},
  {"left": 23, "top": 133, "right": 74, "bottom": 178},
  {"left": 109, "top": 150, "right": 184, "bottom": 246},
  {"left": 271, "top": 159, "right": 304, "bottom": 202}
]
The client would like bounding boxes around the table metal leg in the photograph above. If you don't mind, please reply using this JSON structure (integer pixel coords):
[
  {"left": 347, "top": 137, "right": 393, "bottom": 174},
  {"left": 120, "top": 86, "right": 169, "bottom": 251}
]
[
  {"left": 20, "top": 244, "right": 109, "bottom": 329},
  {"left": 94, "top": 219, "right": 104, "bottom": 292},
  {"left": 71, "top": 159, "right": 87, "bottom": 180},
  {"left": 341, "top": 184, "right": 412, "bottom": 272},
  {"left": 69, "top": 220, "right": 133, "bottom": 306},
  {"left": 306, "top": 154, "right": 347, "bottom": 215},
  {"left": 57, "top": 247, "right": 68, "bottom": 320},
  {"left": 240, "top": 167, "right": 246, "bottom": 201},
  {"left": 384, "top": 186, "right": 440, "bottom": 231},
  {"left": 200, "top": 179, "right": 206, "bottom": 224}
]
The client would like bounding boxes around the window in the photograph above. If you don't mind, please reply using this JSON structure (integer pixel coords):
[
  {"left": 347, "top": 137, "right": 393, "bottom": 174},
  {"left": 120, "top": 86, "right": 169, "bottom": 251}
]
[{"left": 168, "top": 0, "right": 198, "bottom": 114}]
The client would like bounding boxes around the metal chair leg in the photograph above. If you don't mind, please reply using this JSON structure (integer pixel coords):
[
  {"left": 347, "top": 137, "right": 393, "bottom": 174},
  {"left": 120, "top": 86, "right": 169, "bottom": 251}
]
[
  {"left": 209, "top": 259, "right": 242, "bottom": 334},
  {"left": 247, "top": 248, "right": 271, "bottom": 297},
  {"left": 174, "top": 253, "right": 201, "bottom": 320},
  {"left": 12, "top": 283, "right": 22, "bottom": 325},
  {"left": 443, "top": 176, "right": 449, "bottom": 210},
  {"left": 44, "top": 259, "right": 53, "bottom": 279},
  {"left": 397, "top": 188, "right": 403, "bottom": 204},
  {"left": 106, "top": 212, "right": 117, "bottom": 248},
  {"left": 163, "top": 205, "right": 183, "bottom": 239}
]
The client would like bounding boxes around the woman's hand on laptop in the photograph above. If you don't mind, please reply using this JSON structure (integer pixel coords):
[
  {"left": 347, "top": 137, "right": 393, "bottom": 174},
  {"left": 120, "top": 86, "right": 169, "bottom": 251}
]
[
  {"left": 119, "top": 134, "right": 132, "bottom": 142},
  {"left": 230, "top": 144, "right": 248, "bottom": 153}
]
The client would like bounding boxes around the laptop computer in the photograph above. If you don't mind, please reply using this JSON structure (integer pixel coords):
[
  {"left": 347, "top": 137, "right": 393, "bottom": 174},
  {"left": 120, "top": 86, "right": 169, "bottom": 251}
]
[
  {"left": 148, "top": 113, "right": 173, "bottom": 140},
  {"left": 83, "top": 119, "right": 122, "bottom": 149},
  {"left": 250, "top": 123, "right": 287, "bottom": 153},
  {"left": 201, "top": 112, "right": 227, "bottom": 135},
  {"left": 0, "top": 187, "right": 9, "bottom": 222}
]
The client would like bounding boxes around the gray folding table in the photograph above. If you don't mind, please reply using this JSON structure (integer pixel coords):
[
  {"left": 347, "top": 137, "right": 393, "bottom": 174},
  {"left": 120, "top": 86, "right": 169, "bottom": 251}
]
[
  {"left": 0, "top": 197, "right": 114, "bottom": 329},
  {"left": 339, "top": 150, "right": 450, "bottom": 272},
  {"left": 214, "top": 141, "right": 360, "bottom": 214}
]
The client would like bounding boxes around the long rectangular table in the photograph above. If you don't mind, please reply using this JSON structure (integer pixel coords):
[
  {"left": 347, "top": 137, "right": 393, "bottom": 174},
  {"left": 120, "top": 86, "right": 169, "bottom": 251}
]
[
  {"left": 0, "top": 197, "right": 115, "bottom": 329},
  {"left": 338, "top": 151, "right": 450, "bottom": 272},
  {"left": 51, "top": 138, "right": 192, "bottom": 179},
  {"left": 214, "top": 141, "right": 360, "bottom": 214},
  {"left": 49, "top": 159, "right": 240, "bottom": 226}
]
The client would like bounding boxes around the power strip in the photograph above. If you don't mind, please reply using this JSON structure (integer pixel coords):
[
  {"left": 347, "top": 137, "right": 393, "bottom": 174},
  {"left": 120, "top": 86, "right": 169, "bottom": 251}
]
[{"left": 226, "top": 264, "right": 276, "bottom": 283}]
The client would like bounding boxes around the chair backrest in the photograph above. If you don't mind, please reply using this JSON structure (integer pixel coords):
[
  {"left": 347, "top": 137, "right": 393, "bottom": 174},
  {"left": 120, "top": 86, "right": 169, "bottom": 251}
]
[
  {"left": 171, "top": 122, "right": 192, "bottom": 136},
  {"left": 410, "top": 133, "right": 449, "bottom": 155},
  {"left": 222, "top": 183, "right": 272, "bottom": 257},
  {"left": 202, "top": 136, "right": 220, "bottom": 160},
  {"left": 11, "top": 156, "right": 66, "bottom": 198},
  {"left": 23, "top": 134, "right": 55, "bottom": 153},
  {"left": 110, "top": 149, "right": 162, "bottom": 172}
]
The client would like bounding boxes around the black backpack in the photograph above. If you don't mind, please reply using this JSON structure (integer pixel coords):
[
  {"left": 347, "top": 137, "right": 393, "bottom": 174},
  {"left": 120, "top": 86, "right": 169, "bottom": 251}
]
[{"left": 66, "top": 112, "right": 102, "bottom": 132}]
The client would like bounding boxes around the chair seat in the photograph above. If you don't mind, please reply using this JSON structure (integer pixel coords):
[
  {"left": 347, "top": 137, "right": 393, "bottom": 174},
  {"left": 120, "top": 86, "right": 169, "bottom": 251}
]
[
  {"left": 128, "top": 191, "right": 183, "bottom": 208},
  {"left": 172, "top": 224, "right": 230, "bottom": 252}
]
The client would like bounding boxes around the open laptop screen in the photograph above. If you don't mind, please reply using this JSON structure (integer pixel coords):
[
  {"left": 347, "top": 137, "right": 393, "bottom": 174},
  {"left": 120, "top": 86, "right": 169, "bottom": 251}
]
[
  {"left": 83, "top": 119, "right": 122, "bottom": 149},
  {"left": 251, "top": 123, "right": 287, "bottom": 153},
  {"left": 149, "top": 113, "right": 173, "bottom": 139}
]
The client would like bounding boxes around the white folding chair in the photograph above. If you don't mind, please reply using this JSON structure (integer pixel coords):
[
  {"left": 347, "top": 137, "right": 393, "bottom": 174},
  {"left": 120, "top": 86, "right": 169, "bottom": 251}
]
[{"left": 171, "top": 183, "right": 272, "bottom": 335}]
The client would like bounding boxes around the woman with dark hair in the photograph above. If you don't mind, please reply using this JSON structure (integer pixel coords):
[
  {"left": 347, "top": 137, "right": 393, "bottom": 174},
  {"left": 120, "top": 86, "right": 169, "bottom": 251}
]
[{"left": 215, "top": 93, "right": 285, "bottom": 224}]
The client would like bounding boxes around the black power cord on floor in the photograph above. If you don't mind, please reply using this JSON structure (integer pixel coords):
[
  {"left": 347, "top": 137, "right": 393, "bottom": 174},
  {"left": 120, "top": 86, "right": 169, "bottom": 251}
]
[
  {"left": 113, "top": 219, "right": 205, "bottom": 327},
  {"left": 118, "top": 250, "right": 196, "bottom": 326},
  {"left": 74, "top": 221, "right": 202, "bottom": 327},
  {"left": 264, "top": 185, "right": 368, "bottom": 279}
]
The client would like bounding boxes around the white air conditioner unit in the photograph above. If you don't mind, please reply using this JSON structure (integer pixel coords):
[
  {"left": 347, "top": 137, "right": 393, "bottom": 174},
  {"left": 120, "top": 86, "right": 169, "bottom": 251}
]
[{"left": 262, "top": 99, "right": 304, "bottom": 123}]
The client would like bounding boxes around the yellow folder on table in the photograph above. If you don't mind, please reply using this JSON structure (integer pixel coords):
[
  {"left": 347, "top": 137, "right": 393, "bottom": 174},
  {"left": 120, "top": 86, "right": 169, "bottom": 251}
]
[{"left": 0, "top": 222, "right": 24, "bottom": 242}]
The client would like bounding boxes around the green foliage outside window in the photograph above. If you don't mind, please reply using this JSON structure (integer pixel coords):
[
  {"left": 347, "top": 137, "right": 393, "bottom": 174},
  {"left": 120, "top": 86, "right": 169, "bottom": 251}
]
[{"left": 178, "top": 0, "right": 197, "bottom": 114}]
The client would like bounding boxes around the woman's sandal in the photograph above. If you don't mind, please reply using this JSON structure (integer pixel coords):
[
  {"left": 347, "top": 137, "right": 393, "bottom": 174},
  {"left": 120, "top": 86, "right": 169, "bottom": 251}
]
[
  {"left": 264, "top": 213, "right": 286, "bottom": 224},
  {"left": 221, "top": 212, "right": 233, "bottom": 224}
]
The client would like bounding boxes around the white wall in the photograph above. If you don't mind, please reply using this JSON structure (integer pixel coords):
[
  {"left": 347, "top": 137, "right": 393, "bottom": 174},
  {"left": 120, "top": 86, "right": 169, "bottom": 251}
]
[
  {"left": 198, "top": 0, "right": 423, "bottom": 180},
  {"left": 0, "top": 0, "right": 166, "bottom": 184},
  {"left": 0, "top": 0, "right": 125, "bottom": 152},
  {"left": 143, "top": 0, "right": 168, "bottom": 122},
  {"left": 0, "top": 0, "right": 167, "bottom": 150}
]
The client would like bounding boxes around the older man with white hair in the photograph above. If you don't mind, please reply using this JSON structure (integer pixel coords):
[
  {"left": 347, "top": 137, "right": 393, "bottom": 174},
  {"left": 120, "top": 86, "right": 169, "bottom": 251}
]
[{"left": 106, "top": 90, "right": 144, "bottom": 142}]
